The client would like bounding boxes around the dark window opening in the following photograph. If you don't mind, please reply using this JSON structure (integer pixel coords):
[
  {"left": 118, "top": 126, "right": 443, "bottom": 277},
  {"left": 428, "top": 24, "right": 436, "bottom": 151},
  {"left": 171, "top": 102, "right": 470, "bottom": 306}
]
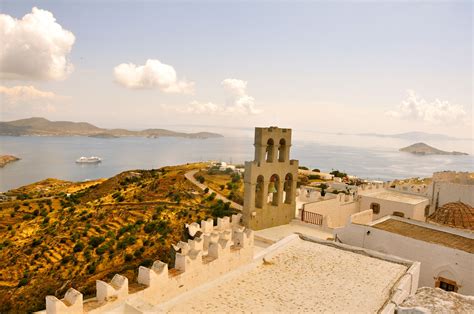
[{"left": 370, "top": 203, "right": 380, "bottom": 214}]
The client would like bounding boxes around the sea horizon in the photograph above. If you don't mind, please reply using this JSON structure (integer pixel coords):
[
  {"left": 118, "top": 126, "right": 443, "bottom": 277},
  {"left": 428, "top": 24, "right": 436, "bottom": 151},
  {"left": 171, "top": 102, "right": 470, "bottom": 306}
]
[{"left": 1, "top": 133, "right": 473, "bottom": 192}]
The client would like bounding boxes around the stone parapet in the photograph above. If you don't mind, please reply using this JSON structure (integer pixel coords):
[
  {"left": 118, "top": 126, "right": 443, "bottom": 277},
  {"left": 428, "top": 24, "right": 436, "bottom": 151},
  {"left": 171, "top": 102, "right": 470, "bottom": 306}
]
[{"left": 43, "top": 214, "right": 253, "bottom": 314}]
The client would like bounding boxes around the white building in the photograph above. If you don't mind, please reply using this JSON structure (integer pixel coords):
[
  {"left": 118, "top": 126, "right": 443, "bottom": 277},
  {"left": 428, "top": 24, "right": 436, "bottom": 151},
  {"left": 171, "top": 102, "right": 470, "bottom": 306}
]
[
  {"left": 359, "top": 188, "right": 429, "bottom": 221},
  {"left": 297, "top": 183, "right": 430, "bottom": 228},
  {"left": 334, "top": 213, "right": 474, "bottom": 295}
]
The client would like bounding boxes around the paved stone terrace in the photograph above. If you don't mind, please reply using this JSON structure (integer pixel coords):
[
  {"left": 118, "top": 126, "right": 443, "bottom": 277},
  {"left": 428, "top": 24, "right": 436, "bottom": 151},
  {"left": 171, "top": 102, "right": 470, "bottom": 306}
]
[{"left": 161, "top": 237, "right": 408, "bottom": 313}]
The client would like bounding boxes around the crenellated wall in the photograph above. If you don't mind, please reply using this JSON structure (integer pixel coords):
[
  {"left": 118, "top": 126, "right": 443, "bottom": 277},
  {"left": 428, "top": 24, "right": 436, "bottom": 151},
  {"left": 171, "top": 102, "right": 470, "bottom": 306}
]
[
  {"left": 358, "top": 182, "right": 388, "bottom": 192},
  {"left": 43, "top": 214, "right": 254, "bottom": 314}
]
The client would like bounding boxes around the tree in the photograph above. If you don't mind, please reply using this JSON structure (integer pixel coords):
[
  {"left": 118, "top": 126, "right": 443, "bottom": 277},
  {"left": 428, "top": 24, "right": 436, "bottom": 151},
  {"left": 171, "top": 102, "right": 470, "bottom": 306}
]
[
  {"left": 330, "top": 170, "right": 347, "bottom": 178},
  {"left": 196, "top": 175, "right": 205, "bottom": 184}
]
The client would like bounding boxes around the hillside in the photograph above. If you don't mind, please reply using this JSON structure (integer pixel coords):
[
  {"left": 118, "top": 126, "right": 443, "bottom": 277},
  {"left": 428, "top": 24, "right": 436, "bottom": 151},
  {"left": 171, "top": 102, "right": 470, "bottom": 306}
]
[
  {"left": 0, "top": 117, "right": 223, "bottom": 139},
  {"left": 399, "top": 143, "right": 468, "bottom": 155},
  {"left": 0, "top": 163, "right": 236, "bottom": 313}
]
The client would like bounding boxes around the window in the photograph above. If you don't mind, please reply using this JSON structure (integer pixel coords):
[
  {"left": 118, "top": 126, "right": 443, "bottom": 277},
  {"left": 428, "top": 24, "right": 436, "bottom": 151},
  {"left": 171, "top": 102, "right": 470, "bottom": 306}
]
[
  {"left": 436, "top": 277, "right": 458, "bottom": 292},
  {"left": 370, "top": 203, "right": 380, "bottom": 214},
  {"left": 392, "top": 211, "right": 405, "bottom": 218}
]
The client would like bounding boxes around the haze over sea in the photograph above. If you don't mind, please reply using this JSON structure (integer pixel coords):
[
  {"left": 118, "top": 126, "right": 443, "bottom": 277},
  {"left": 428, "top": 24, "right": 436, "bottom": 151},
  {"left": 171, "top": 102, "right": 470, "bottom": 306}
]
[{"left": 1, "top": 128, "right": 473, "bottom": 192}]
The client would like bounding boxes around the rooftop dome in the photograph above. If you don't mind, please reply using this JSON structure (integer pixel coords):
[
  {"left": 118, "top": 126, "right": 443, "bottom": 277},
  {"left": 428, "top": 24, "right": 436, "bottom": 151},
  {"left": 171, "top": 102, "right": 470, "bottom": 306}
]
[{"left": 428, "top": 202, "right": 474, "bottom": 231}]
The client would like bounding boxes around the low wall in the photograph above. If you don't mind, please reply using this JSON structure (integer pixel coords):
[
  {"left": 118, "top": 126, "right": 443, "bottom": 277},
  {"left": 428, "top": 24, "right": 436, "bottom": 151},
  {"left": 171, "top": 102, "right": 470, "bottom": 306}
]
[
  {"left": 302, "top": 193, "right": 359, "bottom": 228},
  {"left": 349, "top": 209, "right": 373, "bottom": 225}
]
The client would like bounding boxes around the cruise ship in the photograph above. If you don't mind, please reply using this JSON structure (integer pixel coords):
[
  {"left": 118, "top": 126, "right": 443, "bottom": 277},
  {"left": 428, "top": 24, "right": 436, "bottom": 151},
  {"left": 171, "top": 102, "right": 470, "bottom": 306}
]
[{"left": 75, "top": 156, "right": 102, "bottom": 164}]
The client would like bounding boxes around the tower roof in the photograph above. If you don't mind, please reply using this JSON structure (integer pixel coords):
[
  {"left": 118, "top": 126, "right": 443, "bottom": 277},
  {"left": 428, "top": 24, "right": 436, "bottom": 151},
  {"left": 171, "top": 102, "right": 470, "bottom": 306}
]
[{"left": 427, "top": 202, "right": 474, "bottom": 231}]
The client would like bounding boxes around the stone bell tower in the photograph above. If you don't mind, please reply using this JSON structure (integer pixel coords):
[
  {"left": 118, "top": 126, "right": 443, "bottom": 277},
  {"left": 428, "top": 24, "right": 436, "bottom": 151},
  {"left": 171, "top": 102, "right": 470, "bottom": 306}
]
[{"left": 243, "top": 127, "right": 299, "bottom": 230}]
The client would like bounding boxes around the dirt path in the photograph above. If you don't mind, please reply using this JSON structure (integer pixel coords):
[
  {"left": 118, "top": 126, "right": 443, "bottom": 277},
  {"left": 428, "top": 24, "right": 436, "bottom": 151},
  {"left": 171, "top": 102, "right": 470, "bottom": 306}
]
[{"left": 185, "top": 169, "right": 243, "bottom": 211}]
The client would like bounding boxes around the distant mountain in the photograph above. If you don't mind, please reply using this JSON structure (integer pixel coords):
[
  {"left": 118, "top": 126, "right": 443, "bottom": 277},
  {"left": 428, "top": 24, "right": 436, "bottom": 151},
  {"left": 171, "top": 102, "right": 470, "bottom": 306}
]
[
  {"left": 399, "top": 143, "right": 468, "bottom": 155},
  {"left": 359, "top": 131, "right": 471, "bottom": 141},
  {"left": 0, "top": 117, "right": 223, "bottom": 139}
]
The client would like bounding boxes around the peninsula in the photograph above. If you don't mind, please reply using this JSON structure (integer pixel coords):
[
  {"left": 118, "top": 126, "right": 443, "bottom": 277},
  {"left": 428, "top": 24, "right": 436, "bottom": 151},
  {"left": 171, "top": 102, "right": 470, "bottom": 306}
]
[
  {"left": 0, "top": 117, "right": 223, "bottom": 139},
  {"left": 400, "top": 143, "right": 468, "bottom": 156},
  {"left": 0, "top": 155, "right": 20, "bottom": 167}
]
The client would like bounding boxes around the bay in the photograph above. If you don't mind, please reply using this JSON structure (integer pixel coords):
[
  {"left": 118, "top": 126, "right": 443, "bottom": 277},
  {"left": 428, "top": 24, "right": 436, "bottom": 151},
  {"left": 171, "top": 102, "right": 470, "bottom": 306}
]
[{"left": 1, "top": 134, "right": 473, "bottom": 192}]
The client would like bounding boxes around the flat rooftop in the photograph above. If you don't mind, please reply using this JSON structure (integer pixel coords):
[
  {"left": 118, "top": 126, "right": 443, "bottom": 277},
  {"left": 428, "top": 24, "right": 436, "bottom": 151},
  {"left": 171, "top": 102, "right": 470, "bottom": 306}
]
[
  {"left": 360, "top": 189, "right": 428, "bottom": 204},
  {"left": 373, "top": 219, "right": 474, "bottom": 253},
  {"left": 158, "top": 236, "right": 408, "bottom": 313}
]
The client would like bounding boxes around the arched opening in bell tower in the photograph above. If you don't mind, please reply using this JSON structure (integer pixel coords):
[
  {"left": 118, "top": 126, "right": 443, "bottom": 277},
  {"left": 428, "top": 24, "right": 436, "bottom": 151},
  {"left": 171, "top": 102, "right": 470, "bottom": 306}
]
[
  {"left": 278, "top": 138, "right": 287, "bottom": 162},
  {"left": 267, "top": 174, "right": 280, "bottom": 206},
  {"left": 255, "top": 175, "right": 264, "bottom": 208},
  {"left": 265, "top": 138, "right": 274, "bottom": 162}
]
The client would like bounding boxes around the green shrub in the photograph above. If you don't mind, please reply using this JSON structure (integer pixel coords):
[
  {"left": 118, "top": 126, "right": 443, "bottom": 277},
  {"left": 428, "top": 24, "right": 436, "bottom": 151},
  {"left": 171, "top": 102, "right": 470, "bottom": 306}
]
[
  {"left": 73, "top": 242, "right": 84, "bottom": 253},
  {"left": 207, "top": 192, "right": 216, "bottom": 201},
  {"left": 22, "top": 214, "right": 33, "bottom": 220},
  {"left": 18, "top": 278, "right": 28, "bottom": 287},
  {"left": 140, "top": 259, "right": 153, "bottom": 267},
  {"left": 330, "top": 170, "right": 347, "bottom": 178},
  {"left": 196, "top": 175, "right": 205, "bottom": 184},
  {"left": 31, "top": 239, "right": 42, "bottom": 247},
  {"left": 87, "top": 264, "right": 96, "bottom": 274},
  {"left": 231, "top": 173, "right": 241, "bottom": 183},
  {"left": 96, "top": 245, "right": 109, "bottom": 255},
  {"left": 88, "top": 236, "right": 105, "bottom": 248}
]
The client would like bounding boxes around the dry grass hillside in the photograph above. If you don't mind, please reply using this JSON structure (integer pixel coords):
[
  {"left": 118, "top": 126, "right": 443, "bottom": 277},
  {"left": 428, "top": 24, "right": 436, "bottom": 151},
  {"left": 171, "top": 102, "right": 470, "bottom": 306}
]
[
  {"left": 193, "top": 166, "right": 244, "bottom": 205},
  {"left": 0, "top": 163, "right": 237, "bottom": 313}
]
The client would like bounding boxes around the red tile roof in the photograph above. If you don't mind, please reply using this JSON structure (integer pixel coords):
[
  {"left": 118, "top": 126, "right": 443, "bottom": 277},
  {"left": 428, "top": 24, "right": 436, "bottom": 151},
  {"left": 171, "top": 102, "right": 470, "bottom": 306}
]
[{"left": 428, "top": 202, "right": 474, "bottom": 231}]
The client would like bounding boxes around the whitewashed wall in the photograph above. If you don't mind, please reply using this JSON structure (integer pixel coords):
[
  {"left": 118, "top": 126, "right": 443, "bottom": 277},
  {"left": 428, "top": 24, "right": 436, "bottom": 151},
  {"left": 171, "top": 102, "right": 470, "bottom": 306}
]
[
  {"left": 359, "top": 195, "right": 428, "bottom": 222},
  {"left": 334, "top": 218, "right": 474, "bottom": 295}
]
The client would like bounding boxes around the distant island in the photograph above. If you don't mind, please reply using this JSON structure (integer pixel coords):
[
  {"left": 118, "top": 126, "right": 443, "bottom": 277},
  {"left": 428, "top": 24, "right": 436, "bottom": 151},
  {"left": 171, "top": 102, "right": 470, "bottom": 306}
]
[
  {"left": 0, "top": 117, "right": 224, "bottom": 139},
  {"left": 359, "top": 131, "right": 472, "bottom": 142},
  {"left": 0, "top": 155, "right": 20, "bottom": 167},
  {"left": 88, "top": 133, "right": 119, "bottom": 139},
  {"left": 400, "top": 143, "right": 468, "bottom": 156}
]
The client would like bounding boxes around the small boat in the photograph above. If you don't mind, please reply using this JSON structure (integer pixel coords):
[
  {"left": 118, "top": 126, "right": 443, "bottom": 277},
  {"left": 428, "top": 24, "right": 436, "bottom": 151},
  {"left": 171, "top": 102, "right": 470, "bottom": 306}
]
[{"left": 76, "top": 156, "right": 102, "bottom": 163}]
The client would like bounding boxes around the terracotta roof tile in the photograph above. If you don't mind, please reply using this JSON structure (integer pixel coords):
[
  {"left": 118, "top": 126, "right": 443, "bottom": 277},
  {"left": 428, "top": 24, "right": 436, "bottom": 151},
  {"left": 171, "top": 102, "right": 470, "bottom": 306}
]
[{"left": 427, "top": 202, "right": 474, "bottom": 231}]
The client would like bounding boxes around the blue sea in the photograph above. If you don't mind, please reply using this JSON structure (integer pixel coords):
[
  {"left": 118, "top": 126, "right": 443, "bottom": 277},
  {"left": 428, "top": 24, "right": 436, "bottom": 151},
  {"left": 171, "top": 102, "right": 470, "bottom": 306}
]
[{"left": 1, "top": 132, "right": 473, "bottom": 192}]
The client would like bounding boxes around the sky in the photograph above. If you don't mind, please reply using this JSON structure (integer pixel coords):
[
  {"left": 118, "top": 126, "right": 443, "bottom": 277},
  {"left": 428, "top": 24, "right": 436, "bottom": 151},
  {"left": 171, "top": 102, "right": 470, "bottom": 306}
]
[{"left": 0, "top": 0, "right": 472, "bottom": 137}]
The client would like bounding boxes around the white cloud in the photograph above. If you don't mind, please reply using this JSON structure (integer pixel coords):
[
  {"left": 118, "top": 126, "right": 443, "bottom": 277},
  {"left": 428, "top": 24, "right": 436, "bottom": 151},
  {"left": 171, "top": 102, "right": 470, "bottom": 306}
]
[
  {"left": 168, "top": 78, "right": 262, "bottom": 115},
  {"left": 113, "top": 59, "right": 194, "bottom": 94},
  {"left": 221, "top": 78, "right": 247, "bottom": 96},
  {"left": 0, "top": 85, "right": 62, "bottom": 114},
  {"left": 386, "top": 90, "right": 468, "bottom": 124},
  {"left": 0, "top": 85, "right": 58, "bottom": 102},
  {"left": 0, "top": 7, "right": 75, "bottom": 81}
]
